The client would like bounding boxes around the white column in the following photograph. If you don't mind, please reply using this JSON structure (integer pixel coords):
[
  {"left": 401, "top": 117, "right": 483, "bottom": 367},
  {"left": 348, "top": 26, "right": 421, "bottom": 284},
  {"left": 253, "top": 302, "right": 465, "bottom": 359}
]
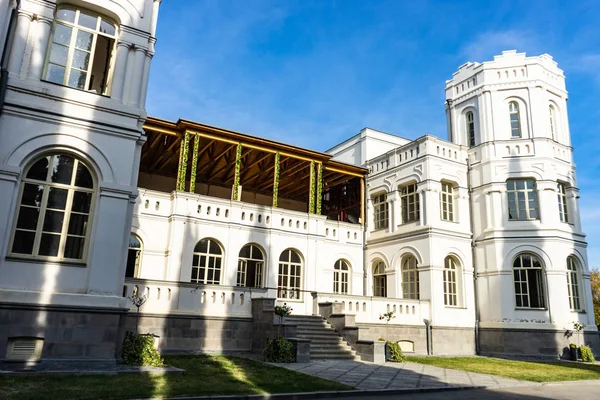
[
  {"left": 0, "top": 0, "right": 17, "bottom": 60},
  {"left": 127, "top": 46, "right": 147, "bottom": 107},
  {"left": 537, "top": 181, "right": 558, "bottom": 225},
  {"left": 7, "top": 10, "right": 32, "bottom": 76},
  {"left": 567, "top": 188, "right": 582, "bottom": 233},
  {"left": 138, "top": 51, "right": 153, "bottom": 107},
  {"left": 366, "top": 197, "right": 373, "bottom": 233},
  {"left": 387, "top": 190, "right": 399, "bottom": 232},
  {"left": 110, "top": 41, "right": 131, "bottom": 101},
  {"left": 27, "top": 16, "right": 52, "bottom": 80}
]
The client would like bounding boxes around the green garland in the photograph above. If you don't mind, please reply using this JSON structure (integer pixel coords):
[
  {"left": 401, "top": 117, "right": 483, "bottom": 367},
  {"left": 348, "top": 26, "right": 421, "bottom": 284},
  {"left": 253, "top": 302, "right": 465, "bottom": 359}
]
[
  {"left": 308, "top": 161, "right": 316, "bottom": 213},
  {"left": 176, "top": 131, "right": 190, "bottom": 191},
  {"left": 233, "top": 143, "right": 243, "bottom": 200},
  {"left": 189, "top": 134, "right": 200, "bottom": 193},
  {"left": 316, "top": 162, "right": 323, "bottom": 214},
  {"left": 273, "top": 152, "right": 280, "bottom": 207}
]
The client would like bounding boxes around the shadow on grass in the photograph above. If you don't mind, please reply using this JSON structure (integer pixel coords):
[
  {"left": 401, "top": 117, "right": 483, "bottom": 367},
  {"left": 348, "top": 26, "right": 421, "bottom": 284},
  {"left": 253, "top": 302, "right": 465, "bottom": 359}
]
[{"left": 0, "top": 355, "right": 353, "bottom": 400}]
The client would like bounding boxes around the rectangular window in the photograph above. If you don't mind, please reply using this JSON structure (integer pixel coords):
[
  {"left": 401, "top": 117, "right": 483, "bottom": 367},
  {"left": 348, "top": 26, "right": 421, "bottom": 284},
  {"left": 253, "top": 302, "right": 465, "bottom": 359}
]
[
  {"left": 557, "top": 183, "right": 569, "bottom": 223},
  {"left": 507, "top": 179, "right": 538, "bottom": 220},
  {"left": 372, "top": 193, "right": 388, "bottom": 230},
  {"left": 401, "top": 183, "right": 419, "bottom": 223},
  {"left": 440, "top": 182, "right": 455, "bottom": 222}
]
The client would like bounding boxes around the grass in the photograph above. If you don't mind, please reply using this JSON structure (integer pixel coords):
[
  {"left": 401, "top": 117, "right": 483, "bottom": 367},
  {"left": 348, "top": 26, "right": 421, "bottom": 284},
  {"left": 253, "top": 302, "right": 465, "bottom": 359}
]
[
  {"left": 0, "top": 355, "right": 352, "bottom": 400},
  {"left": 406, "top": 356, "right": 600, "bottom": 382}
]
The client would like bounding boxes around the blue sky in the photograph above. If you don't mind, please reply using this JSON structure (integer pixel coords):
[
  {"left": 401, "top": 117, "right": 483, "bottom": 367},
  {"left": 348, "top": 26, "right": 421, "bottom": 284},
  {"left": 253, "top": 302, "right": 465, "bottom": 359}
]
[{"left": 146, "top": 0, "right": 600, "bottom": 267}]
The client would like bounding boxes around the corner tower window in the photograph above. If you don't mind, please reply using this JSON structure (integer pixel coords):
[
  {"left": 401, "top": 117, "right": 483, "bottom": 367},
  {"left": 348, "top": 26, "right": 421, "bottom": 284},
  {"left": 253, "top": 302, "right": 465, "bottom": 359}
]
[
  {"left": 566, "top": 257, "right": 581, "bottom": 311},
  {"left": 440, "top": 182, "right": 455, "bottom": 222},
  {"left": 466, "top": 111, "right": 475, "bottom": 147},
  {"left": 509, "top": 101, "right": 522, "bottom": 138},
  {"left": 549, "top": 105, "right": 557, "bottom": 140},
  {"left": 44, "top": 7, "right": 117, "bottom": 95},
  {"left": 513, "top": 254, "right": 545, "bottom": 309},
  {"left": 507, "top": 179, "right": 538, "bottom": 220},
  {"left": 10, "top": 154, "right": 95, "bottom": 261},
  {"left": 557, "top": 183, "right": 569, "bottom": 223}
]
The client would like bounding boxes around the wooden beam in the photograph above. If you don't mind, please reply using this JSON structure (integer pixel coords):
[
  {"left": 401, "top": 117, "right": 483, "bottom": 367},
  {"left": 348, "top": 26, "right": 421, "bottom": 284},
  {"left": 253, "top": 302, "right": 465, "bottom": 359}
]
[
  {"left": 197, "top": 143, "right": 236, "bottom": 176},
  {"left": 149, "top": 136, "right": 182, "bottom": 171},
  {"left": 240, "top": 152, "right": 272, "bottom": 182}
]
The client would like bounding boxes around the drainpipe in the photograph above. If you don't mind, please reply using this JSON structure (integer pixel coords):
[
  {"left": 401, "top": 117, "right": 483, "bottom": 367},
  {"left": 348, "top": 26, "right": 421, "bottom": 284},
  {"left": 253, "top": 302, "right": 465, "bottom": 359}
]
[
  {"left": 423, "top": 318, "right": 431, "bottom": 355},
  {"left": 0, "top": 1, "right": 18, "bottom": 112},
  {"left": 467, "top": 157, "right": 480, "bottom": 355},
  {"left": 445, "top": 99, "right": 454, "bottom": 142}
]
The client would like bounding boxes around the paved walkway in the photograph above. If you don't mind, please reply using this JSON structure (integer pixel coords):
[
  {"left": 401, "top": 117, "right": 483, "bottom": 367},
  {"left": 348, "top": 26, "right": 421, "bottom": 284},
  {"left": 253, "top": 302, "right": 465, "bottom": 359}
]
[{"left": 271, "top": 360, "right": 534, "bottom": 390}]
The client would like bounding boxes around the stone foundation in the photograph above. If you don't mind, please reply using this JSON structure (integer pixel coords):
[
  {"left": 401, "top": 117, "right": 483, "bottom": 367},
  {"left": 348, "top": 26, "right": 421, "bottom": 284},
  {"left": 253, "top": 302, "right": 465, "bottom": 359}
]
[
  {"left": 479, "top": 328, "right": 600, "bottom": 359},
  {"left": 0, "top": 303, "right": 126, "bottom": 369}
]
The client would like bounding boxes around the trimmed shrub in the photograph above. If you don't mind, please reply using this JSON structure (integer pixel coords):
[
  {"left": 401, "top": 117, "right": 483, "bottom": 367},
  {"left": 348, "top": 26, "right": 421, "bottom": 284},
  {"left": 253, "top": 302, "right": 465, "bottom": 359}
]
[
  {"left": 579, "top": 345, "right": 596, "bottom": 363},
  {"left": 386, "top": 341, "right": 405, "bottom": 362},
  {"left": 263, "top": 337, "right": 295, "bottom": 363},
  {"left": 122, "top": 332, "right": 164, "bottom": 366}
]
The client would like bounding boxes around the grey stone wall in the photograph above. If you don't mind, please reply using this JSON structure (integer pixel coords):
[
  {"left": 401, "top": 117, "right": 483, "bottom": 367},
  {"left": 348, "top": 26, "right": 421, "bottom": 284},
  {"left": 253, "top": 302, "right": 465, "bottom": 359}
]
[
  {"left": 431, "top": 326, "right": 475, "bottom": 355},
  {"left": 480, "top": 328, "right": 600, "bottom": 359},
  {"left": 357, "top": 323, "right": 428, "bottom": 355},
  {"left": 0, "top": 304, "right": 125, "bottom": 367},
  {"left": 122, "top": 313, "right": 254, "bottom": 353}
]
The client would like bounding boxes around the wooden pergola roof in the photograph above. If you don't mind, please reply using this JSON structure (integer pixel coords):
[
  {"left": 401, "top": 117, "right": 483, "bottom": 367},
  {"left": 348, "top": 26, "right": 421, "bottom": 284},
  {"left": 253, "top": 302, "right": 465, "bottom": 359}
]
[{"left": 141, "top": 117, "right": 367, "bottom": 200}]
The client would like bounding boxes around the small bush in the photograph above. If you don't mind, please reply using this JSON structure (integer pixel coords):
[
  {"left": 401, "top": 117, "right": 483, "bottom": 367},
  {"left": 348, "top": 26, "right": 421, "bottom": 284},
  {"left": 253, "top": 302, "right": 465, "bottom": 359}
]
[
  {"left": 378, "top": 337, "right": 385, "bottom": 341},
  {"left": 579, "top": 345, "right": 596, "bottom": 363},
  {"left": 386, "top": 341, "right": 405, "bottom": 362},
  {"left": 122, "top": 332, "right": 164, "bottom": 366},
  {"left": 263, "top": 337, "right": 295, "bottom": 363}
]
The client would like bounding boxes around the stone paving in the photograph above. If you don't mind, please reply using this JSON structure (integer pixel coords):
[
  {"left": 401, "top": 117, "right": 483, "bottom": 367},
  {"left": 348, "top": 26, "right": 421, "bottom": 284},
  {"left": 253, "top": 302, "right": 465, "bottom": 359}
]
[{"left": 271, "top": 360, "right": 536, "bottom": 390}]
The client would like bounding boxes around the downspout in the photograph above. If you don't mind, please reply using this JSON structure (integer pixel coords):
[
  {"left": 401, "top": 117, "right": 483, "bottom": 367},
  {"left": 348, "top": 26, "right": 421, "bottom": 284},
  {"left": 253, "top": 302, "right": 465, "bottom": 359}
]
[
  {"left": 0, "top": 0, "right": 19, "bottom": 112},
  {"left": 445, "top": 99, "right": 454, "bottom": 142},
  {"left": 467, "top": 156, "right": 480, "bottom": 355}
]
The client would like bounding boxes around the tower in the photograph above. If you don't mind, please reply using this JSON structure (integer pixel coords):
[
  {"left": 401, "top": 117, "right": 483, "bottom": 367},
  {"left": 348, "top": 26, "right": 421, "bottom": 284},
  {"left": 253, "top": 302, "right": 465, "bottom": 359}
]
[
  {"left": 0, "top": 0, "right": 161, "bottom": 366},
  {"left": 445, "top": 50, "right": 598, "bottom": 356}
]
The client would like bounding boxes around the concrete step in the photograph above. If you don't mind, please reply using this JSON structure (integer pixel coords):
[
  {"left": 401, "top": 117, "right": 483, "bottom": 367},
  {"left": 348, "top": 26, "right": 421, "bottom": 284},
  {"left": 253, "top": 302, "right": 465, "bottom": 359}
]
[
  {"left": 311, "top": 354, "right": 360, "bottom": 360},
  {"left": 300, "top": 337, "right": 347, "bottom": 344},
  {"left": 296, "top": 331, "right": 340, "bottom": 338}
]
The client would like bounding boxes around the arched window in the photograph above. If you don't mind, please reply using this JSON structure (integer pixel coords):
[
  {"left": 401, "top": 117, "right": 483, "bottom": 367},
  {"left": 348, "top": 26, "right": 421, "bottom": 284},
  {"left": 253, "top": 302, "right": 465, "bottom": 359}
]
[
  {"left": 373, "top": 260, "right": 387, "bottom": 297},
  {"left": 191, "top": 238, "right": 223, "bottom": 284},
  {"left": 44, "top": 6, "right": 118, "bottom": 95},
  {"left": 333, "top": 259, "right": 350, "bottom": 294},
  {"left": 440, "top": 182, "right": 455, "bottom": 222},
  {"left": 443, "top": 256, "right": 460, "bottom": 306},
  {"left": 402, "top": 255, "right": 420, "bottom": 300},
  {"left": 125, "top": 234, "right": 142, "bottom": 278},
  {"left": 466, "top": 111, "right": 475, "bottom": 147},
  {"left": 507, "top": 179, "right": 538, "bottom": 220},
  {"left": 278, "top": 249, "right": 302, "bottom": 299},
  {"left": 10, "top": 153, "right": 95, "bottom": 261},
  {"left": 237, "top": 244, "right": 264, "bottom": 288},
  {"left": 513, "top": 254, "right": 545, "bottom": 308},
  {"left": 549, "top": 105, "right": 557, "bottom": 140},
  {"left": 509, "top": 101, "right": 522, "bottom": 138},
  {"left": 567, "top": 257, "right": 581, "bottom": 311},
  {"left": 557, "top": 182, "right": 569, "bottom": 223}
]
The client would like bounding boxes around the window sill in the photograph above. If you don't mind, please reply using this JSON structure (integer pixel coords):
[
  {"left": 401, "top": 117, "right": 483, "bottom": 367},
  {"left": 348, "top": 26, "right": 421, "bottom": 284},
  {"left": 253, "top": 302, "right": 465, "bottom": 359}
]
[
  {"left": 5, "top": 255, "right": 87, "bottom": 267},
  {"left": 444, "top": 305, "right": 467, "bottom": 309},
  {"left": 441, "top": 219, "right": 459, "bottom": 224},
  {"left": 514, "top": 307, "right": 548, "bottom": 311},
  {"left": 508, "top": 218, "right": 539, "bottom": 222},
  {"left": 41, "top": 79, "right": 111, "bottom": 98}
]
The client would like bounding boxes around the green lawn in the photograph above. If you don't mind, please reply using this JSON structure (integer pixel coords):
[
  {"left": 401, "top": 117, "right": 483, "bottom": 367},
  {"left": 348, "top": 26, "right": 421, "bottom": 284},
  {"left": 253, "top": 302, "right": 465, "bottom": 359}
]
[
  {"left": 406, "top": 356, "right": 600, "bottom": 382},
  {"left": 0, "top": 355, "right": 352, "bottom": 400}
]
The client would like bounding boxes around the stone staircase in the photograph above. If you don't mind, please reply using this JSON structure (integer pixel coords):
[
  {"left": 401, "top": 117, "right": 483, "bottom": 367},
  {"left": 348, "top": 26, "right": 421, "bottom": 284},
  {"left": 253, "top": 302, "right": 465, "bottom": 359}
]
[{"left": 285, "top": 315, "right": 360, "bottom": 360}]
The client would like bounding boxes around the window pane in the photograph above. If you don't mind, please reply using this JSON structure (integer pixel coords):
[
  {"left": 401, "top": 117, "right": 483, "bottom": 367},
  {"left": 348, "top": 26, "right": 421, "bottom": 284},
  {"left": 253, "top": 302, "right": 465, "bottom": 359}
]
[
  {"left": 75, "top": 30, "right": 93, "bottom": 51},
  {"left": 72, "top": 49, "right": 90, "bottom": 70},
  {"left": 74, "top": 163, "right": 94, "bottom": 188},
  {"left": 100, "top": 19, "right": 116, "bottom": 36},
  {"left": 72, "top": 191, "right": 92, "bottom": 213},
  {"left": 68, "top": 69, "right": 87, "bottom": 89},
  {"left": 12, "top": 230, "right": 36, "bottom": 254},
  {"left": 53, "top": 24, "right": 73, "bottom": 46},
  {"left": 78, "top": 12, "right": 98, "bottom": 30},
  {"left": 57, "top": 8, "right": 76, "bottom": 23},
  {"left": 209, "top": 240, "right": 221, "bottom": 255},
  {"left": 16, "top": 207, "right": 40, "bottom": 230},
  {"left": 195, "top": 239, "right": 208, "bottom": 253},
  {"left": 46, "top": 64, "right": 66, "bottom": 84},
  {"left": 129, "top": 235, "right": 141, "bottom": 249},
  {"left": 39, "top": 233, "right": 61, "bottom": 256},
  {"left": 68, "top": 213, "right": 88, "bottom": 235},
  {"left": 47, "top": 188, "right": 68, "bottom": 210},
  {"left": 42, "top": 210, "right": 65, "bottom": 233},
  {"left": 290, "top": 251, "right": 301, "bottom": 263},
  {"left": 64, "top": 236, "right": 84, "bottom": 259},
  {"left": 49, "top": 43, "right": 69, "bottom": 66},
  {"left": 51, "top": 155, "right": 75, "bottom": 184},
  {"left": 21, "top": 184, "right": 44, "bottom": 207},
  {"left": 239, "top": 245, "right": 251, "bottom": 258}
]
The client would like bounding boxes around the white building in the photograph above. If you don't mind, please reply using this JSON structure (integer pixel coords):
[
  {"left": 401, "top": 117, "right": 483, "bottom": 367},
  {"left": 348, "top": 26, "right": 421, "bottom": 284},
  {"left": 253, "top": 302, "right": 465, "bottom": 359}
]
[{"left": 0, "top": 1, "right": 596, "bottom": 367}]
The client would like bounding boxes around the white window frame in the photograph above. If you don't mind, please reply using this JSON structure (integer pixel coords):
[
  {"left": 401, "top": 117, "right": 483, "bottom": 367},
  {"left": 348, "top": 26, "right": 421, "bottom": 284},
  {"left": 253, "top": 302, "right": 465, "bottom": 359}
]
[
  {"left": 43, "top": 6, "right": 118, "bottom": 95},
  {"left": 373, "top": 260, "right": 387, "bottom": 297},
  {"left": 401, "top": 255, "right": 420, "bottom": 300},
  {"left": 567, "top": 257, "right": 581, "bottom": 311},
  {"left": 9, "top": 154, "right": 95, "bottom": 263},
  {"left": 549, "top": 105, "right": 557, "bottom": 140},
  {"left": 440, "top": 182, "right": 455, "bottom": 222},
  {"left": 333, "top": 259, "right": 350, "bottom": 294},
  {"left": 507, "top": 179, "right": 538, "bottom": 220},
  {"left": 400, "top": 183, "right": 419, "bottom": 223},
  {"left": 126, "top": 233, "right": 143, "bottom": 278},
  {"left": 278, "top": 249, "right": 302, "bottom": 299},
  {"left": 191, "top": 238, "right": 223, "bottom": 285},
  {"left": 557, "top": 183, "right": 569, "bottom": 223},
  {"left": 466, "top": 111, "right": 475, "bottom": 147},
  {"left": 509, "top": 101, "right": 522, "bottom": 138},
  {"left": 513, "top": 253, "right": 546, "bottom": 309},
  {"left": 443, "top": 256, "right": 460, "bottom": 307},
  {"left": 372, "top": 193, "right": 388, "bottom": 230},
  {"left": 237, "top": 244, "right": 264, "bottom": 288}
]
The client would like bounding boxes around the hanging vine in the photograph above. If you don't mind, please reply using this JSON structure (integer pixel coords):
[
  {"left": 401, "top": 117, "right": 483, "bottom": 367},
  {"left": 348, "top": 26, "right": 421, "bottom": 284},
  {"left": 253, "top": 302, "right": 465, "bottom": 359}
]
[
  {"left": 176, "top": 131, "right": 190, "bottom": 191},
  {"left": 233, "top": 143, "right": 243, "bottom": 200},
  {"left": 273, "top": 152, "right": 280, "bottom": 207},
  {"left": 316, "top": 162, "right": 323, "bottom": 215},
  {"left": 308, "top": 161, "right": 316, "bottom": 213},
  {"left": 189, "top": 134, "right": 200, "bottom": 193}
]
